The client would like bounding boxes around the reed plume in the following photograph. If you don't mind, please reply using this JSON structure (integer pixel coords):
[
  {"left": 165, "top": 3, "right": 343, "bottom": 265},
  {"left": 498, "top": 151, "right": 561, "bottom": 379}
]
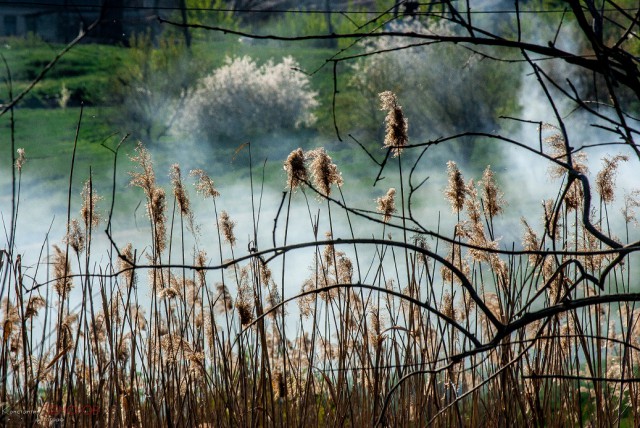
[
  {"left": 480, "top": 165, "right": 504, "bottom": 218},
  {"left": 190, "top": 168, "right": 220, "bottom": 199},
  {"left": 64, "top": 218, "right": 85, "bottom": 254},
  {"left": 80, "top": 178, "right": 101, "bottom": 229},
  {"left": 219, "top": 211, "right": 236, "bottom": 247},
  {"left": 307, "top": 148, "right": 343, "bottom": 197},
  {"left": 379, "top": 91, "right": 408, "bottom": 156},
  {"left": 129, "top": 142, "right": 156, "bottom": 199},
  {"left": 596, "top": 154, "right": 628, "bottom": 203},
  {"left": 52, "top": 245, "right": 73, "bottom": 296},
  {"left": 15, "top": 148, "right": 25, "bottom": 170},
  {"left": 376, "top": 188, "right": 397, "bottom": 222},
  {"left": 284, "top": 148, "right": 308, "bottom": 191},
  {"left": 444, "top": 161, "right": 466, "bottom": 213},
  {"left": 170, "top": 163, "right": 192, "bottom": 216}
]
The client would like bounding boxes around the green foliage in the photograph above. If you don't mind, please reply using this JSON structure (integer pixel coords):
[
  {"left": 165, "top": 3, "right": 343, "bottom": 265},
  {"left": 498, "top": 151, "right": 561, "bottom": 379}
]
[
  {"left": 182, "top": 0, "right": 240, "bottom": 41},
  {"left": 0, "top": 40, "right": 127, "bottom": 107},
  {"left": 608, "top": 0, "right": 640, "bottom": 56},
  {"left": 347, "top": 19, "right": 522, "bottom": 166},
  {"left": 259, "top": 7, "right": 363, "bottom": 48},
  {"left": 108, "top": 31, "right": 203, "bottom": 142},
  {"left": 252, "top": 1, "right": 377, "bottom": 51},
  {"left": 0, "top": 106, "right": 122, "bottom": 195}
]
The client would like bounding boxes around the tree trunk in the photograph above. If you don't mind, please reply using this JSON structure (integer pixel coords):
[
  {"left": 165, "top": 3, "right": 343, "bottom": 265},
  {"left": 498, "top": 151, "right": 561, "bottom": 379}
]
[
  {"left": 324, "top": 0, "right": 337, "bottom": 48},
  {"left": 179, "top": 0, "right": 192, "bottom": 48}
]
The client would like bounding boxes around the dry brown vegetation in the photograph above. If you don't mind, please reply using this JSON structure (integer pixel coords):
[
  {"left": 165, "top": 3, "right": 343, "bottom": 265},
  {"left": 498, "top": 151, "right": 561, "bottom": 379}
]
[{"left": 1, "top": 95, "right": 640, "bottom": 426}]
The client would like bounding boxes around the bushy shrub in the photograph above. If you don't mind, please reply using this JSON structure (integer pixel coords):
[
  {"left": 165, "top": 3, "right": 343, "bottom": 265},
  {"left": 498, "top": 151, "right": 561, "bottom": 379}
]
[{"left": 175, "top": 55, "right": 319, "bottom": 143}]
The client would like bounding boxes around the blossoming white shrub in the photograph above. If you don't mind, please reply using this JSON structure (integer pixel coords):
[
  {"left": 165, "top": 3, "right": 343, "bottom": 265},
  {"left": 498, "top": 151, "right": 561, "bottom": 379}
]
[{"left": 177, "top": 56, "right": 319, "bottom": 141}]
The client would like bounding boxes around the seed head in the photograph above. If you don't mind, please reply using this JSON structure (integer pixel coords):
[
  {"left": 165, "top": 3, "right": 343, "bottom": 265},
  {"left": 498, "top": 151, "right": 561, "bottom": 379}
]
[
  {"left": 150, "top": 187, "right": 167, "bottom": 253},
  {"left": 118, "top": 243, "right": 136, "bottom": 288},
  {"left": 25, "top": 296, "right": 46, "bottom": 319},
  {"left": 1, "top": 299, "right": 19, "bottom": 324},
  {"left": 64, "top": 219, "right": 85, "bottom": 254},
  {"left": 214, "top": 283, "right": 233, "bottom": 313},
  {"left": 596, "top": 154, "right": 628, "bottom": 203},
  {"left": 564, "top": 181, "right": 584, "bottom": 211},
  {"left": 412, "top": 234, "right": 430, "bottom": 266},
  {"left": 130, "top": 305, "right": 147, "bottom": 331},
  {"left": 480, "top": 165, "right": 504, "bottom": 218},
  {"left": 376, "top": 188, "right": 397, "bottom": 222},
  {"left": 458, "top": 290, "right": 475, "bottom": 321},
  {"left": 15, "top": 148, "right": 26, "bottom": 171},
  {"left": 260, "top": 261, "right": 272, "bottom": 287},
  {"left": 323, "top": 231, "right": 335, "bottom": 267},
  {"left": 368, "top": 309, "right": 383, "bottom": 347},
  {"left": 441, "top": 243, "right": 469, "bottom": 284},
  {"left": 465, "top": 179, "right": 482, "bottom": 227},
  {"left": 157, "top": 334, "right": 192, "bottom": 364},
  {"left": 117, "top": 336, "right": 130, "bottom": 362},
  {"left": 577, "top": 218, "right": 607, "bottom": 272},
  {"left": 219, "top": 211, "right": 236, "bottom": 247},
  {"left": 545, "top": 132, "right": 588, "bottom": 178},
  {"left": 379, "top": 91, "right": 408, "bottom": 157},
  {"left": 284, "top": 148, "right": 308, "bottom": 191},
  {"left": 441, "top": 292, "right": 455, "bottom": 320},
  {"left": 170, "top": 163, "right": 191, "bottom": 216},
  {"left": 266, "top": 287, "right": 283, "bottom": 320},
  {"left": 52, "top": 245, "right": 73, "bottom": 296},
  {"left": 337, "top": 253, "right": 353, "bottom": 284},
  {"left": 129, "top": 142, "right": 156, "bottom": 199},
  {"left": 190, "top": 169, "right": 220, "bottom": 199},
  {"left": 298, "top": 279, "right": 315, "bottom": 318},
  {"left": 444, "top": 161, "right": 466, "bottom": 214},
  {"left": 307, "top": 148, "right": 343, "bottom": 197},
  {"left": 622, "top": 190, "right": 640, "bottom": 225},
  {"left": 80, "top": 178, "right": 101, "bottom": 229},
  {"left": 483, "top": 293, "right": 504, "bottom": 324},
  {"left": 521, "top": 218, "right": 541, "bottom": 266},
  {"left": 236, "top": 274, "right": 254, "bottom": 326},
  {"left": 58, "top": 313, "right": 78, "bottom": 353},
  {"left": 160, "top": 275, "right": 182, "bottom": 300},
  {"left": 236, "top": 301, "right": 253, "bottom": 326},
  {"left": 272, "top": 370, "right": 287, "bottom": 399},
  {"left": 194, "top": 250, "right": 207, "bottom": 286}
]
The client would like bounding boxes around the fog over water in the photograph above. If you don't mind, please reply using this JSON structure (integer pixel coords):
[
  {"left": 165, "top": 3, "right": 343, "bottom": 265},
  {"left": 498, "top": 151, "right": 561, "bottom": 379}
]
[
  {"left": 2, "top": 104, "right": 637, "bottom": 300},
  {"left": 2, "top": 9, "right": 640, "bottom": 321}
]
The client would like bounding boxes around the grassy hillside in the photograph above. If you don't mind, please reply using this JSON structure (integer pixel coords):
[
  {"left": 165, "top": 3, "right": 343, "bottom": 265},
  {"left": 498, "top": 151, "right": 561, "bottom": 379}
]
[{"left": 0, "top": 36, "right": 130, "bottom": 108}]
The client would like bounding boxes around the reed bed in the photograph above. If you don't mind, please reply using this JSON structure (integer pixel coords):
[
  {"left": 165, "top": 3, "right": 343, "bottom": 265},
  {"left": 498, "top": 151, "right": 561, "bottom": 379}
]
[{"left": 1, "top": 94, "right": 640, "bottom": 428}]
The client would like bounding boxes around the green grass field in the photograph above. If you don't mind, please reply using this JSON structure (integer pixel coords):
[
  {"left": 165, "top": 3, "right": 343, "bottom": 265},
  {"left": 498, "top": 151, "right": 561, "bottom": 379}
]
[
  {"left": 1, "top": 107, "right": 125, "bottom": 192},
  {"left": 0, "top": 37, "right": 129, "bottom": 107}
]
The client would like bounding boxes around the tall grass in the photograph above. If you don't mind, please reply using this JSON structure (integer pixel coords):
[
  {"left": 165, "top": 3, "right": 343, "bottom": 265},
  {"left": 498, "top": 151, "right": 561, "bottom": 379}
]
[{"left": 1, "top": 91, "right": 639, "bottom": 428}]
